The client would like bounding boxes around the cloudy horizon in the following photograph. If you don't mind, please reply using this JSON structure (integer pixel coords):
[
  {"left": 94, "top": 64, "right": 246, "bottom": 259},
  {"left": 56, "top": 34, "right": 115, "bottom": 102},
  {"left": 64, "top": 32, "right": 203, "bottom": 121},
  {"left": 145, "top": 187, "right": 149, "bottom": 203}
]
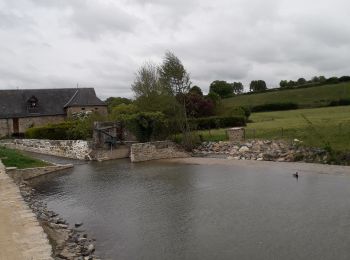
[{"left": 0, "top": 0, "right": 349, "bottom": 99}]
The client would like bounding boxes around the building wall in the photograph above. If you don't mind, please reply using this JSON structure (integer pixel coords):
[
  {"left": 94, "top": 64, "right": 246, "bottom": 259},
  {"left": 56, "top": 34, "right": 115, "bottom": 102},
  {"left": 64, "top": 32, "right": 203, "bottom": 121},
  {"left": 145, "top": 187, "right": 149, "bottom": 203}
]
[
  {"left": 0, "top": 119, "right": 13, "bottom": 137},
  {"left": 66, "top": 106, "right": 108, "bottom": 117},
  {"left": 0, "top": 115, "right": 65, "bottom": 137}
]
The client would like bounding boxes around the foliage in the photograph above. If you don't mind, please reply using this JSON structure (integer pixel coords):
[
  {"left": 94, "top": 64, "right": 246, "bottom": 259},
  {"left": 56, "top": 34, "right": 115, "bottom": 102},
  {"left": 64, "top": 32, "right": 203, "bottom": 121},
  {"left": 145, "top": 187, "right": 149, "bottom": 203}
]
[
  {"left": 159, "top": 52, "right": 191, "bottom": 95},
  {"left": 126, "top": 112, "right": 168, "bottom": 142},
  {"left": 110, "top": 103, "right": 139, "bottom": 120},
  {"left": 339, "top": 76, "right": 350, "bottom": 82},
  {"left": 209, "top": 80, "right": 233, "bottom": 98},
  {"left": 232, "top": 82, "right": 244, "bottom": 94},
  {"left": 132, "top": 62, "right": 166, "bottom": 98},
  {"left": 189, "top": 116, "right": 246, "bottom": 130},
  {"left": 0, "top": 146, "right": 50, "bottom": 169},
  {"left": 249, "top": 80, "right": 267, "bottom": 92},
  {"left": 189, "top": 85, "right": 203, "bottom": 96},
  {"left": 25, "top": 113, "right": 105, "bottom": 140},
  {"left": 251, "top": 102, "right": 298, "bottom": 112},
  {"left": 325, "top": 77, "right": 339, "bottom": 84},
  {"left": 206, "top": 92, "right": 221, "bottom": 105},
  {"left": 105, "top": 97, "right": 132, "bottom": 112},
  {"left": 329, "top": 99, "right": 350, "bottom": 106},
  {"left": 183, "top": 93, "right": 215, "bottom": 118}
]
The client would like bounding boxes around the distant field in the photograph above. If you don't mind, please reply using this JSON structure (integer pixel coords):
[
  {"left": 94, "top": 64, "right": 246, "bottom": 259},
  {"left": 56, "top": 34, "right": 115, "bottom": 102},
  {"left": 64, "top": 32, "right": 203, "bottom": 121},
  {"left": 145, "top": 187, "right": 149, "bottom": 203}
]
[
  {"left": 220, "top": 82, "right": 350, "bottom": 111},
  {"left": 197, "top": 106, "right": 350, "bottom": 151}
]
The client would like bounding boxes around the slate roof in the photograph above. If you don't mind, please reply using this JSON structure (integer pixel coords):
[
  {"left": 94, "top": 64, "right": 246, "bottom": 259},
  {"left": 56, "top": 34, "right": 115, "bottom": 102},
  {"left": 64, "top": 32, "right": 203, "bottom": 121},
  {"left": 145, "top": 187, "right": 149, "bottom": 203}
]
[{"left": 0, "top": 88, "right": 106, "bottom": 119}]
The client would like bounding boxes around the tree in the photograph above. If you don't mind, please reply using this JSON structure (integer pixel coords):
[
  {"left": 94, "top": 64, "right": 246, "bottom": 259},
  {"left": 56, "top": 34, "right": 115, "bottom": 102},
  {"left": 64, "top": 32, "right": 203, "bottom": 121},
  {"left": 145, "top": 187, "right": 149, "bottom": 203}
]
[
  {"left": 297, "top": 78, "right": 307, "bottom": 85},
  {"left": 159, "top": 52, "right": 191, "bottom": 95},
  {"left": 131, "top": 62, "right": 165, "bottom": 98},
  {"left": 287, "top": 80, "right": 296, "bottom": 88},
  {"left": 232, "top": 82, "right": 244, "bottom": 94},
  {"left": 209, "top": 80, "right": 233, "bottom": 98},
  {"left": 280, "top": 80, "right": 288, "bottom": 88},
  {"left": 184, "top": 93, "right": 214, "bottom": 118},
  {"left": 189, "top": 85, "right": 203, "bottom": 96},
  {"left": 105, "top": 97, "right": 132, "bottom": 112},
  {"left": 249, "top": 80, "right": 267, "bottom": 92}
]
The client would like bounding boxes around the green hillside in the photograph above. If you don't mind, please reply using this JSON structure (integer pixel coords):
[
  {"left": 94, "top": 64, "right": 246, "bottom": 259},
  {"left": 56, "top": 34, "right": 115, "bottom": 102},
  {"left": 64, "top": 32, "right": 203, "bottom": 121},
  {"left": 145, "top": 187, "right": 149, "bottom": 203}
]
[{"left": 221, "top": 82, "right": 350, "bottom": 110}]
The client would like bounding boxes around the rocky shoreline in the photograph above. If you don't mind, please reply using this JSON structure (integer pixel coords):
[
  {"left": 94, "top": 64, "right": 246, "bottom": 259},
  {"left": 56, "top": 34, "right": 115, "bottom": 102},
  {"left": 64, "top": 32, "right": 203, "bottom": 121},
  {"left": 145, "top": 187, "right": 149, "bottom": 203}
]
[
  {"left": 194, "top": 139, "right": 330, "bottom": 164},
  {"left": 19, "top": 182, "right": 100, "bottom": 260}
]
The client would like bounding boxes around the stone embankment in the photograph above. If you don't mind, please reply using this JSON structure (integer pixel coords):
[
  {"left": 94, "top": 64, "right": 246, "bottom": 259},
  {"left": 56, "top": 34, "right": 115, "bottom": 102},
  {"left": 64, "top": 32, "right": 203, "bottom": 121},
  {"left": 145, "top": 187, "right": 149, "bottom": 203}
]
[
  {"left": 194, "top": 140, "right": 329, "bottom": 163},
  {"left": 0, "top": 160, "right": 53, "bottom": 260},
  {"left": 131, "top": 141, "right": 189, "bottom": 162},
  {"left": 20, "top": 183, "right": 100, "bottom": 260}
]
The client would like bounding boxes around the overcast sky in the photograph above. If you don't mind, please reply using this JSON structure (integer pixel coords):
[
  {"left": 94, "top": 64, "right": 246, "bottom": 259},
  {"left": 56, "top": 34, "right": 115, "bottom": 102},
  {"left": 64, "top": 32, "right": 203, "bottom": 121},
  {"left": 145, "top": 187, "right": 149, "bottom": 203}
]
[{"left": 0, "top": 0, "right": 349, "bottom": 99}]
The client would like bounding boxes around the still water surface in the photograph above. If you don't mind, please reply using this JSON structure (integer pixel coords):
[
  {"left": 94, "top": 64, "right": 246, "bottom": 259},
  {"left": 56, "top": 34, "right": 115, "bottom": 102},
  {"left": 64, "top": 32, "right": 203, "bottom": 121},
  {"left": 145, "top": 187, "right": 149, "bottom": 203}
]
[{"left": 31, "top": 158, "right": 350, "bottom": 260}]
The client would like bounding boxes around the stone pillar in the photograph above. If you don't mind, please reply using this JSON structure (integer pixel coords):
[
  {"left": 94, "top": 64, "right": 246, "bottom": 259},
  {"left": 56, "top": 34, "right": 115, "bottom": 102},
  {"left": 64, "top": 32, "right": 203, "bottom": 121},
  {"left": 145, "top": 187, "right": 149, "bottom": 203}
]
[{"left": 227, "top": 127, "right": 245, "bottom": 142}]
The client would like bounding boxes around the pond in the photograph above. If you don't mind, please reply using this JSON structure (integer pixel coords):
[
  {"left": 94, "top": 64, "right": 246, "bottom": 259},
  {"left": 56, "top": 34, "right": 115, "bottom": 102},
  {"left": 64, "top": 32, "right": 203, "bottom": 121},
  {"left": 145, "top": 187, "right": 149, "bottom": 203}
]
[{"left": 31, "top": 158, "right": 350, "bottom": 260}]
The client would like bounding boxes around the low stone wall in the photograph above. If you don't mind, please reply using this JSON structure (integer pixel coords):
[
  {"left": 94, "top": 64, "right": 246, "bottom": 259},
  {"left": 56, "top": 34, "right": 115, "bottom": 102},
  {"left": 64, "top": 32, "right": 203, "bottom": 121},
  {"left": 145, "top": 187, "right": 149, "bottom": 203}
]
[
  {"left": 130, "top": 141, "right": 189, "bottom": 162},
  {"left": 7, "top": 164, "right": 74, "bottom": 182},
  {"left": 2, "top": 139, "right": 93, "bottom": 160},
  {"left": 227, "top": 127, "right": 245, "bottom": 142}
]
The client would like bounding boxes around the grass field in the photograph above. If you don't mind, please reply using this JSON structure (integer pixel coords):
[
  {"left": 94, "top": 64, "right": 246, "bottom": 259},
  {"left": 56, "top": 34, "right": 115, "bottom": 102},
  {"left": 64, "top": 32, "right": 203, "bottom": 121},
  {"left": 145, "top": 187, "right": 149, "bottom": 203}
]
[
  {"left": 0, "top": 146, "right": 50, "bottom": 169},
  {"left": 198, "top": 106, "right": 350, "bottom": 151},
  {"left": 220, "top": 82, "right": 350, "bottom": 111}
]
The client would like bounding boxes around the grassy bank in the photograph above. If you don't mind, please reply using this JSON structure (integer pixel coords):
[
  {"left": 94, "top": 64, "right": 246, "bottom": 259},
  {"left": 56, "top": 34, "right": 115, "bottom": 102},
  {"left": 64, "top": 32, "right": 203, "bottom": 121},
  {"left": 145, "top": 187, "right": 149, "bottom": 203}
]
[
  {"left": 197, "top": 106, "right": 350, "bottom": 152},
  {"left": 220, "top": 82, "right": 350, "bottom": 111},
  {"left": 0, "top": 146, "right": 50, "bottom": 169}
]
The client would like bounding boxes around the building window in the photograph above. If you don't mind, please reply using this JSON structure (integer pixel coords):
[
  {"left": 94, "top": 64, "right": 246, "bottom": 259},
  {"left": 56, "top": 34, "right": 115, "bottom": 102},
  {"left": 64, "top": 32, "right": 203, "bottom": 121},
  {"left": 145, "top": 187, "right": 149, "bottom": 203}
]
[
  {"left": 27, "top": 96, "right": 39, "bottom": 113},
  {"left": 95, "top": 107, "right": 98, "bottom": 110},
  {"left": 81, "top": 107, "right": 85, "bottom": 110}
]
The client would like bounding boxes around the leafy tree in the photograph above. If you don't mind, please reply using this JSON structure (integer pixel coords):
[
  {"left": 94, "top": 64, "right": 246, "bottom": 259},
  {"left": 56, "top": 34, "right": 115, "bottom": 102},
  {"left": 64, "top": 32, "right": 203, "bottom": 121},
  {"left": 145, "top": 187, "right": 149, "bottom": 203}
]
[
  {"left": 189, "top": 85, "right": 203, "bottom": 96},
  {"left": 339, "top": 76, "right": 350, "bottom": 82},
  {"left": 105, "top": 97, "right": 132, "bottom": 112},
  {"left": 206, "top": 92, "right": 221, "bottom": 105},
  {"left": 249, "top": 80, "right": 267, "bottom": 92},
  {"left": 287, "top": 80, "right": 297, "bottom": 88},
  {"left": 297, "top": 78, "right": 307, "bottom": 85},
  {"left": 280, "top": 80, "right": 288, "bottom": 88},
  {"left": 209, "top": 80, "right": 233, "bottom": 98},
  {"left": 232, "top": 82, "right": 244, "bottom": 94},
  {"left": 159, "top": 52, "right": 191, "bottom": 95},
  {"left": 131, "top": 62, "right": 166, "bottom": 98},
  {"left": 184, "top": 93, "right": 214, "bottom": 118}
]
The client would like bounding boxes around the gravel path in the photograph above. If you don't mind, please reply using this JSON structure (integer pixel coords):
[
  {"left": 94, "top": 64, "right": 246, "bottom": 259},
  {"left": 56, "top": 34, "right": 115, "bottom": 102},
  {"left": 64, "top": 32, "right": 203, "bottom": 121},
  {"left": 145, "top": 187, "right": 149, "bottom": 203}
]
[{"left": 0, "top": 160, "right": 53, "bottom": 260}]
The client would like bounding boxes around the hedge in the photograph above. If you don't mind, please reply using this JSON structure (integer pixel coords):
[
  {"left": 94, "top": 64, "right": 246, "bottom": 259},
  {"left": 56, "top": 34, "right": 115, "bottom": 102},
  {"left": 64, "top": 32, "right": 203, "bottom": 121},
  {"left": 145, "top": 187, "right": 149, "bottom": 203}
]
[
  {"left": 251, "top": 102, "right": 298, "bottom": 112},
  {"left": 329, "top": 99, "right": 350, "bottom": 107},
  {"left": 189, "top": 116, "right": 246, "bottom": 130}
]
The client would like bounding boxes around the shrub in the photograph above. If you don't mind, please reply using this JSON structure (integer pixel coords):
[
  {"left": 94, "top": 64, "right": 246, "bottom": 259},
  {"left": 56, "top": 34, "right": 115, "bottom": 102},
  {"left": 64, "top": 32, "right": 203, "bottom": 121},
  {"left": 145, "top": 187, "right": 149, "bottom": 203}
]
[
  {"left": 25, "top": 122, "right": 74, "bottom": 140},
  {"left": 251, "top": 102, "right": 298, "bottom": 112},
  {"left": 125, "top": 112, "right": 169, "bottom": 142},
  {"left": 189, "top": 116, "right": 246, "bottom": 130},
  {"left": 329, "top": 99, "right": 350, "bottom": 107},
  {"left": 339, "top": 76, "right": 350, "bottom": 82}
]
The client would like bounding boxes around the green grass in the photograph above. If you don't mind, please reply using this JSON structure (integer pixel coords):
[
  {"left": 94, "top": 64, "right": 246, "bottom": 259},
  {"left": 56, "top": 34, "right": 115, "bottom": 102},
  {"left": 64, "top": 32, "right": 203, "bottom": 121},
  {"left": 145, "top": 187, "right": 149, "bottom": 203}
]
[
  {"left": 196, "top": 106, "right": 350, "bottom": 152},
  {"left": 0, "top": 146, "right": 50, "bottom": 169},
  {"left": 220, "top": 82, "right": 350, "bottom": 111}
]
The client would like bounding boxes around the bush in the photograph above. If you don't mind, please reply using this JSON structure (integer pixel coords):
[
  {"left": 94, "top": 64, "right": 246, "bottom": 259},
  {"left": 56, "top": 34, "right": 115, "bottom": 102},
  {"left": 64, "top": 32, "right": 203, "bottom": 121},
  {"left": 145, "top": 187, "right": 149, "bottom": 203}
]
[
  {"left": 25, "top": 122, "right": 75, "bottom": 140},
  {"left": 329, "top": 99, "right": 350, "bottom": 107},
  {"left": 189, "top": 116, "right": 246, "bottom": 130},
  {"left": 125, "top": 112, "right": 169, "bottom": 142},
  {"left": 252, "top": 102, "right": 298, "bottom": 112}
]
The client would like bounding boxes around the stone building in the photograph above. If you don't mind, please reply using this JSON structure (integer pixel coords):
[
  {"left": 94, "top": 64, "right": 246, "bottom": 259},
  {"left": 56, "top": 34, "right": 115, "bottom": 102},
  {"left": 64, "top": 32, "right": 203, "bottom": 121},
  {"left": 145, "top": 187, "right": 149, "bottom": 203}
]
[{"left": 0, "top": 88, "right": 107, "bottom": 137}]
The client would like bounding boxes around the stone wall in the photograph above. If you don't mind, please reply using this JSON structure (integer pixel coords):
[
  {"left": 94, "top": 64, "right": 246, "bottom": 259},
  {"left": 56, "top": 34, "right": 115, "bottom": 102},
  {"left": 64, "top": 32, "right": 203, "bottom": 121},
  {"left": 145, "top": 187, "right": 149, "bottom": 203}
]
[
  {"left": 3, "top": 139, "right": 93, "bottom": 160},
  {"left": 227, "top": 127, "right": 245, "bottom": 142},
  {"left": 130, "top": 141, "right": 189, "bottom": 162},
  {"left": 0, "top": 118, "right": 12, "bottom": 137},
  {"left": 66, "top": 106, "right": 108, "bottom": 117},
  {"left": 7, "top": 164, "right": 74, "bottom": 182}
]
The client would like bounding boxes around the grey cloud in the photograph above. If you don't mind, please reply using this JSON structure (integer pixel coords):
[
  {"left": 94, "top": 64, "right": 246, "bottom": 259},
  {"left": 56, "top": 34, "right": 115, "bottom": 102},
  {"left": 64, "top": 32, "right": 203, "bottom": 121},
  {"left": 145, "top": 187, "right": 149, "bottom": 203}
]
[{"left": 0, "top": 0, "right": 350, "bottom": 96}]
